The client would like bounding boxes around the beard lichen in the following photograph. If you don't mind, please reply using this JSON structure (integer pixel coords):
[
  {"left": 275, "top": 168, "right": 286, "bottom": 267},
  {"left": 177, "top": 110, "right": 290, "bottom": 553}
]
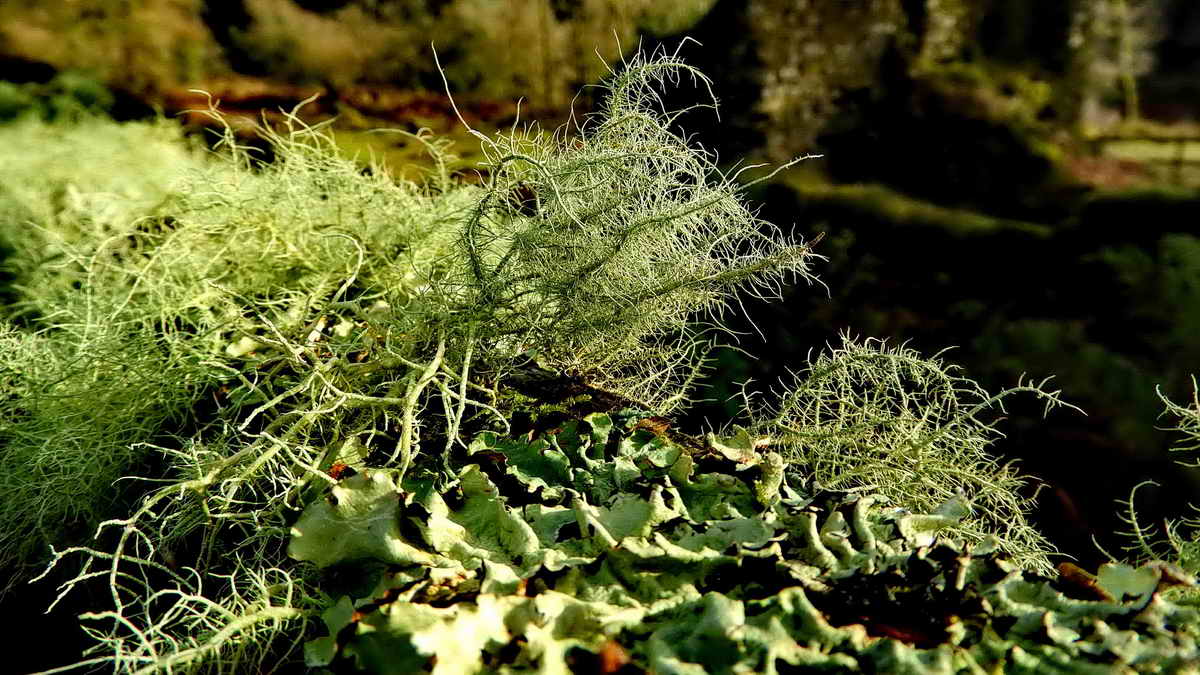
[{"left": 746, "top": 336, "right": 1075, "bottom": 575}]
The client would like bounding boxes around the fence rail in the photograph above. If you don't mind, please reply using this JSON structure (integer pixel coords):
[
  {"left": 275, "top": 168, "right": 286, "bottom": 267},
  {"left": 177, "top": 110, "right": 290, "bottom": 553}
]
[{"left": 1089, "top": 134, "right": 1200, "bottom": 184}]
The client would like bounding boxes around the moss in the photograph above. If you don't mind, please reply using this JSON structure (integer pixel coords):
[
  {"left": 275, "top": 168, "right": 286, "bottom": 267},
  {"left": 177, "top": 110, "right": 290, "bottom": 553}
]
[
  {"left": 0, "top": 71, "right": 116, "bottom": 122},
  {"left": 768, "top": 178, "right": 1052, "bottom": 238}
]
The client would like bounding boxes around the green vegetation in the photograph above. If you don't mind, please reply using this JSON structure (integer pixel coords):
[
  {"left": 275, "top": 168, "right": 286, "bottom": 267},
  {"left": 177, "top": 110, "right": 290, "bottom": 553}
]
[
  {"left": 0, "top": 71, "right": 115, "bottom": 122},
  {"left": 1, "top": 51, "right": 1198, "bottom": 672},
  {"left": 746, "top": 338, "right": 1071, "bottom": 573},
  {"left": 0, "top": 114, "right": 212, "bottom": 582},
  {"left": 768, "top": 179, "right": 1054, "bottom": 237},
  {"left": 293, "top": 417, "right": 1199, "bottom": 673},
  {"left": 0, "top": 0, "right": 716, "bottom": 109},
  {"left": 1112, "top": 382, "right": 1200, "bottom": 581}
]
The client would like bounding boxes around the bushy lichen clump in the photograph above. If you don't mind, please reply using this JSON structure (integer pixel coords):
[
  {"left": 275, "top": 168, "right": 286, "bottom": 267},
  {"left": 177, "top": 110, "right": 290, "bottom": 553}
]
[
  {"left": 0, "top": 49, "right": 1195, "bottom": 672},
  {"left": 0, "top": 106, "right": 473, "bottom": 587},
  {"left": 0, "top": 51, "right": 823, "bottom": 670},
  {"left": 435, "top": 53, "right": 819, "bottom": 411},
  {"left": 1112, "top": 381, "right": 1200, "bottom": 604},
  {"left": 0, "top": 116, "right": 216, "bottom": 582},
  {"left": 747, "top": 338, "right": 1073, "bottom": 574}
]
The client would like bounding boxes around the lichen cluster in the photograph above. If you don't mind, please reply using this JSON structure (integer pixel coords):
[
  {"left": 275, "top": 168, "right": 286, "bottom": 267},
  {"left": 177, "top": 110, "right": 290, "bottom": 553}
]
[
  {"left": 294, "top": 415, "right": 1200, "bottom": 673},
  {"left": 0, "top": 50, "right": 1196, "bottom": 673}
]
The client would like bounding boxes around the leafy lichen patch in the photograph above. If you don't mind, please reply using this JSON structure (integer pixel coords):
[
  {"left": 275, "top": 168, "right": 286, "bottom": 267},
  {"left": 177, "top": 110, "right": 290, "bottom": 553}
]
[{"left": 296, "top": 421, "right": 1200, "bottom": 673}]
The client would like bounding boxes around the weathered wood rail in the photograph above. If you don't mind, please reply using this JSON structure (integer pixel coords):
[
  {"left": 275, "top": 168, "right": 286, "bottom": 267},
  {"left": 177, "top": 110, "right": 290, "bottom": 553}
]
[{"left": 1089, "top": 132, "right": 1200, "bottom": 184}]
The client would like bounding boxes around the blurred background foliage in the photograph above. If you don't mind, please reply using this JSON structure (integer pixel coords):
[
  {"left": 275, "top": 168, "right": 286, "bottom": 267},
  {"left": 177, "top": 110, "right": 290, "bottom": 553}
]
[{"left": 2, "top": 0, "right": 1200, "bottom": 570}]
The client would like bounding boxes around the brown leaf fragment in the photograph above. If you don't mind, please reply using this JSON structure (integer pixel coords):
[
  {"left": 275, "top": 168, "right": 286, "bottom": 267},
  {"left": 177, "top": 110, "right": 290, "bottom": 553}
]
[
  {"left": 632, "top": 416, "right": 671, "bottom": 437},
  {"left": 1057, "top": 562, "right": 1115, "bottom": 602}
]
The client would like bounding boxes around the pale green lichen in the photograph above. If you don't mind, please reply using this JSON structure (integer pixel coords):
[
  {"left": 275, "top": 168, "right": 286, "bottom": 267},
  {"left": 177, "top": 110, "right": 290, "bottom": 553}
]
[
  {"left": 295, "top": 419, "right": 1200, "bottom": 673},
  {"left": 1110, "top": 379, "right": 1200, "bottom": 604},
  {"left": 747, "top": 336, "right": 1075, "bottom": 574},
  {"left": 4, "top": 48, "right": 1195, "bottom": 674},
  {"left": 11, "top": 50, "right": 822, "bottom": 671}
]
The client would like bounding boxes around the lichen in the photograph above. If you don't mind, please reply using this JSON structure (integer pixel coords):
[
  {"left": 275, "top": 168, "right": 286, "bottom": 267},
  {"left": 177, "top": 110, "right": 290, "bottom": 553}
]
[{"left": 297, "top": 418, "right": 1200, "bottom": 673}]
